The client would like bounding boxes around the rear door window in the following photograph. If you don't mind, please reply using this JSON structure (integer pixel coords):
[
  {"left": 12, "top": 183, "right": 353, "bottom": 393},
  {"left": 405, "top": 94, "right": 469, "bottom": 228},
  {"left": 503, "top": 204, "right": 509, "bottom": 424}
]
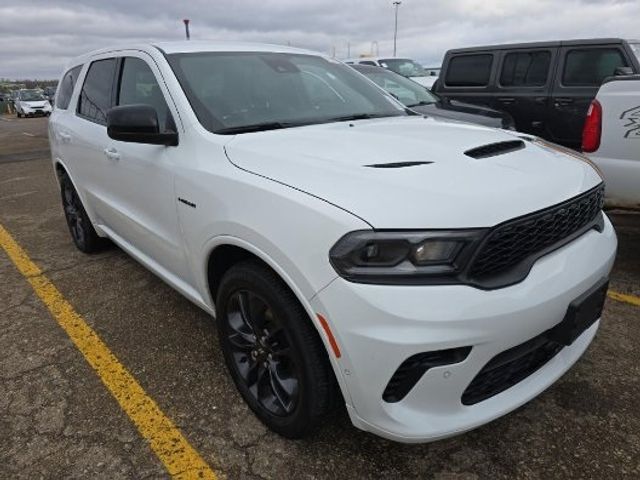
[
  {"left": 445, "top": 54, "right": 493, "bottom": 87},
  {"left": 55, "top": 65, "right": 83, "bottom": 110},
  {"left": 500, "top": 51, "right": 551, "bottom": 87},
  {"left": 77, "top": 58, "right": 117, "bottom": 125},
  {"left": 562, "top": 48, "right": 627, "bottom": 86}
]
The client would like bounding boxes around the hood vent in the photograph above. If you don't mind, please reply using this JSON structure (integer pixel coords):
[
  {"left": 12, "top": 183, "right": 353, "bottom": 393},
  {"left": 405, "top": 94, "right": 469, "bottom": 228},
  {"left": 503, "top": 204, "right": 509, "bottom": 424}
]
[
  {"left": 464, "top": 140, "right": 525, "bottom": 159},
  {"left": 365, "top": 161, "right": 433, "bottom": 169}
]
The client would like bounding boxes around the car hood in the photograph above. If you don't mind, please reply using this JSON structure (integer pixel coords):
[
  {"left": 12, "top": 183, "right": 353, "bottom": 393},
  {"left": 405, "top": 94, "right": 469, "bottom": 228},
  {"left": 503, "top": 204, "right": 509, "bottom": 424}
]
[
  {"left": 411, "top": 101, "right": 507, "bottom": 129},
  {"left": 225, "top": 116, "right": 602, "bottom": 228}
]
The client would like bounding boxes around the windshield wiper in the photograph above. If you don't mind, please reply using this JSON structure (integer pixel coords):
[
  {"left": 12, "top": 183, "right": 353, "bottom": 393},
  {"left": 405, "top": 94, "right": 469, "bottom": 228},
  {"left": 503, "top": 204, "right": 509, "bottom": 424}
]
[
  {"left": 407, "top": 100, "right": 436, "bottom": 107},
  {"left": 215, "top": 121, "right": 304, "bottom": 134},
  {"left": 327, "top": 113, "right": 396, "bottom": 123}
]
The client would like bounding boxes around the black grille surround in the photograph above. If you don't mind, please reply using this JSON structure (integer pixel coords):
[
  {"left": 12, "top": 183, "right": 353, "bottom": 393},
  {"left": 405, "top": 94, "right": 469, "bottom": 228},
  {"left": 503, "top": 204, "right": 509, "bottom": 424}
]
[
  {"left": 383, "top": 347, "right": 472, "bottom": 403},
  {"left": 464, "top": 183, "right": 605, "bottom": 290},
  {"left": 461, "top": 331, "right": 563, "bottom": 406}
]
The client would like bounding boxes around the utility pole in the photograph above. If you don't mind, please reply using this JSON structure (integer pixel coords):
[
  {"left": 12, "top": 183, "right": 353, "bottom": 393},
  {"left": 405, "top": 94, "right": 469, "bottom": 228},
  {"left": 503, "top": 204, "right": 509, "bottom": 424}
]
[
  {"left": 392, "top": 1, "right": 401, "bottom": 57},
  {"left": 183, "top": 19, "right": 191, "bottom": 40},
  {"left": 347, "top": 41, "right": 351, "bottom": 58}
]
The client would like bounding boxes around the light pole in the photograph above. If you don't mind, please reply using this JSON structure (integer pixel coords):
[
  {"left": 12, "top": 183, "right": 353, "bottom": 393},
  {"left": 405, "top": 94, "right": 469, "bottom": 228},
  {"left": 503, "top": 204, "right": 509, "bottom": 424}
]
[
  {"left": 183, "top": 19, "right": 191, "bottom": 40},
  {"left": 392, "top": 1, "right": 401, "bottom": 57}
]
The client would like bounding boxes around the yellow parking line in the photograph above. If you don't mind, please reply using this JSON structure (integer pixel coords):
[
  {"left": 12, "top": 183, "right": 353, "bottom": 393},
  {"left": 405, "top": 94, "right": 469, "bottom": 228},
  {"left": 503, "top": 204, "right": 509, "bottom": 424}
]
[
  {"left": 608, "top": 290, "right": 640, "bottom": 307},
  {"left": 0, "top": 224, "right": 218, "bottom": 480}
]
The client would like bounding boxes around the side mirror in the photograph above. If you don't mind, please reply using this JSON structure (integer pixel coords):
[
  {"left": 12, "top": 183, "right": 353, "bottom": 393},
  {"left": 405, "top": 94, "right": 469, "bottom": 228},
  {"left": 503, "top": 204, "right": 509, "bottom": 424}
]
[
  {"left": 614, "top": 66, "right": 634, "bottom": 76},
  {"left": 107, "top": 104, "right": 178, "bottom": 146}
]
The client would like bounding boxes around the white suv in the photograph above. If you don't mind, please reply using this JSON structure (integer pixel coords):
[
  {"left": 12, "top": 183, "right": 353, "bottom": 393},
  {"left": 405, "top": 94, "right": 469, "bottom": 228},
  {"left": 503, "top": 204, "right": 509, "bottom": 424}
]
[{"left": 49, "top": 42, "right": 617, "bottom": 443}]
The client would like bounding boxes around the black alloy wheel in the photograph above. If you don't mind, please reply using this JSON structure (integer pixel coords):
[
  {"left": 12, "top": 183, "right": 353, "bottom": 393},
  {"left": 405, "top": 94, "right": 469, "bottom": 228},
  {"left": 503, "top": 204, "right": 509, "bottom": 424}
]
[
  {"left": 59, "top": 171, "right": 107, "bottom": 253},
  {"left": 225, "top": 290, "right": 300, "bottom": 416},
  {"left": 216, "top": 261, "right": 338, "bottom": 438}
]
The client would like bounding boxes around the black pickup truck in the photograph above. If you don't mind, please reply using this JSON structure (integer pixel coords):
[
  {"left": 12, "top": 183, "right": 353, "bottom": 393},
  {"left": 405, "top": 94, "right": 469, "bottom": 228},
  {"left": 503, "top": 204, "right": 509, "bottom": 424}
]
[{"left": 434, "top": 38, "right": 640, "bottom": 149}]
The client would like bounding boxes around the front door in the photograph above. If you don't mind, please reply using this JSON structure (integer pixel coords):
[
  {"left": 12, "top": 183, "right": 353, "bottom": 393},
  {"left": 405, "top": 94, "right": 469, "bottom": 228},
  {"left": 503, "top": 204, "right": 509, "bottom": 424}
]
[{"left": 102, "top": 53, "right": 191, "bottom": 285}]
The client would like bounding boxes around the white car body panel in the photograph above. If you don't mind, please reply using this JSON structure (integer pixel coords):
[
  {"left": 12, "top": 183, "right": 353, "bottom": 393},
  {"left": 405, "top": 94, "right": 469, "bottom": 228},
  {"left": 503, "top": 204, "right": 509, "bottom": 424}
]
[
  {"left": 585, "top": 77, "right": 640, "bottom": 209},
  {"left": 48, "top": 42, "right": 616, "bottom": 443},
  {"left": 226, "top": 117, "right": 602, "bottom": 228}
]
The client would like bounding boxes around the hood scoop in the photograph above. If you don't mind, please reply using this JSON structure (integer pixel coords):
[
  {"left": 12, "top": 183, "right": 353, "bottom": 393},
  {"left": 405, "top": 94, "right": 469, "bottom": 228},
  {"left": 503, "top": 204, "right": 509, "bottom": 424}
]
[
  {"left": 464, "top": 140, "right": 525, "bottom": 159},
  {"left": 365, "top": 161, "right": 433, "bottom": 169}
]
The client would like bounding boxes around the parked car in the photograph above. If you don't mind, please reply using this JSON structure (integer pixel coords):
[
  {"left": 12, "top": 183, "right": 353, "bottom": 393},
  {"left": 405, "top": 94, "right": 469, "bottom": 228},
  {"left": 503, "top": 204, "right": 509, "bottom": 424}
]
[
  {"left": 49, "top": 42, "right": 616, "bottom": 443},
  {"left": 582, "top": 75, "right": 640, "bottom": 209},
  {"left": 15, "top": 89, "right": 52, "bottom": 117},
  {"left": 352, "top": 64, "right": 515, "bottom": 129},
  {"left": 434, "top": 38, "right": 640, "bottom": 149},
  {"left": 344, "top": 56, "right": 436, "bottom": 88}
]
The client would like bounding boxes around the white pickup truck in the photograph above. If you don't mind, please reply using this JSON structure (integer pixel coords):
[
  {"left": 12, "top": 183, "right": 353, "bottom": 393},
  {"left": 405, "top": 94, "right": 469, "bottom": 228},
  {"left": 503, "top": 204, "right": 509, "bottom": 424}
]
[{"left": 582, "top": 75, "right": 640, "bottom": 209}]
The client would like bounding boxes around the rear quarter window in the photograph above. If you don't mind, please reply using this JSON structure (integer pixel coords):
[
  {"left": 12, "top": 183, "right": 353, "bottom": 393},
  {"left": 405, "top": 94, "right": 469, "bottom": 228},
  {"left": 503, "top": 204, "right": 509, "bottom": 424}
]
[
  {"left": 445, "top": 54, "right": 493, "bottom": 87},
  {"left": 631, "top": 44, "right": 640, "bottom": 64},
  {"left": 55, "top": 65, "right": 83, "bottom": 110},
  {"left": 562, "top": 48, "right": 627, "bottom": 86}
]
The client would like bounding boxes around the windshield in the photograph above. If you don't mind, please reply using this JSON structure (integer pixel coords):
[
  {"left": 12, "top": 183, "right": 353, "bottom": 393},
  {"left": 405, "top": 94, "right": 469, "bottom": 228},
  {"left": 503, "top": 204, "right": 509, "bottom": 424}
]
[
  {"left": 360, "top": 69, "right": 439, "bottom": 107},
  {"left": 379, "top": 59, "right": 427, "bottom": 77},
  {"left": 20, "top": 90, "right": 45, "bottom": 101},
  {"left": 631, "top": 44, "right": 640, "bottom": 64},
  {"left": 167, "top": 52, "right": 407, "bottom": 134}
]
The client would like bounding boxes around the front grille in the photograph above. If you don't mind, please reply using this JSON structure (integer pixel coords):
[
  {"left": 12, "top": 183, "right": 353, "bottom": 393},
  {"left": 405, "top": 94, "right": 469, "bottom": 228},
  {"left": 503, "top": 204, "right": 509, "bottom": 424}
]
[
  {"left": 461, "top": 333, "right": 563, "bottom": 405},
  {"left": 468, "top": 184, "right": 604, "bottom": 283}
]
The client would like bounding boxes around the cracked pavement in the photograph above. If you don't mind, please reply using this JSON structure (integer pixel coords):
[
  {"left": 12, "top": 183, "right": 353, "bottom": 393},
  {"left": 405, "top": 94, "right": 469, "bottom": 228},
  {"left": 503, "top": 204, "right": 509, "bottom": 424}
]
[{"left": 1, "top": 116, "right": 639, "bottom": 479}]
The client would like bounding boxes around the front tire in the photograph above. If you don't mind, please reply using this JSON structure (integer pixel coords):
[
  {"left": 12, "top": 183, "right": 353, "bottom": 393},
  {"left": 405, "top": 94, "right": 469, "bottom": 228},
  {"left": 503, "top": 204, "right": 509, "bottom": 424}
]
[
  {"left": 216, "top": 260, "right": 337, "bottom": 438},
  {"left": 59, "top": 171, "right": 107, "bottom": 253}
]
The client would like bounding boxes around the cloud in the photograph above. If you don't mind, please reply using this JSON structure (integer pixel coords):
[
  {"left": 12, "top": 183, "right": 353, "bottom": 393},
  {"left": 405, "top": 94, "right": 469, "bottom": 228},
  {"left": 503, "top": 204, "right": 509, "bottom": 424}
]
[{"left": 0, "top": 0, "right": 638, "bottom": 78}]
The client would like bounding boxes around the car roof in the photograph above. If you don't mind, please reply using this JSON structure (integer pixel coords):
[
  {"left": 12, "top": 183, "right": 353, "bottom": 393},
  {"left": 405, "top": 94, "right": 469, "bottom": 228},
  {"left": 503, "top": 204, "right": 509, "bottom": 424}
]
[
  {"left": 65, "top": 41, "right": 322, "bottom": 68},
  {"left": 447, "top": 38, "right": 638, "bottom": 54},
  {"left": 344, "top": 56, "right": 413, "bottom": 63}
]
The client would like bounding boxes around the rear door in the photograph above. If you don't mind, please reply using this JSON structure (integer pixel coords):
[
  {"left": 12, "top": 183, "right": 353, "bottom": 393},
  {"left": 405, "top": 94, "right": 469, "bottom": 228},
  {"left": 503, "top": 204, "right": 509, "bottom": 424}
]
[
  {"left": 549, "top": 45, "right": 630, "bottom": 148},
  {"left": 63, "top": 57, "right": 119, "bottom": 224},
  {"left": 439, "top": 52, "right": 496, "bottom": 108},
  {"left": 494, "top": 48, "right": 556, "bottom": 136}
]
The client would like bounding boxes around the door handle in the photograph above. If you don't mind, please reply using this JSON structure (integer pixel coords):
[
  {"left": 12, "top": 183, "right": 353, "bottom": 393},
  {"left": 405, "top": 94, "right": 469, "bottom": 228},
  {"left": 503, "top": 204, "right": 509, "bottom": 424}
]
[
  {"left": 59, "top": 132, "right": 71, "bottom": 143},
  {"left": 554, "top": 98, "right": 574, "bottom": 107},
  {"left": 104, "top": 147, "right": 120, "bottom": 161},
  {"left": 498, "top": 97, "right": 515, "bottom": 105}
]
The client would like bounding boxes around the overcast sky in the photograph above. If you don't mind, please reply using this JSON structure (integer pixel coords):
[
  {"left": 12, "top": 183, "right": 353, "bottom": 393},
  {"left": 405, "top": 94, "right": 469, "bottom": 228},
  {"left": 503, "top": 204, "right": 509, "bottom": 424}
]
[{"left": 1, "top": 0, "right": 638, "bottom": 79}]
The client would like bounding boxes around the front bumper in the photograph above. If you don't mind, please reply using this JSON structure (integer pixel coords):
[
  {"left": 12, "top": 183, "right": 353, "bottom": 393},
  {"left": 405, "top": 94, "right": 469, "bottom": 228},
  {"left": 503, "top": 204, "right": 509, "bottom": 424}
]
[{"left": 311, "top": 216, "right": 617, "bottom": 442}]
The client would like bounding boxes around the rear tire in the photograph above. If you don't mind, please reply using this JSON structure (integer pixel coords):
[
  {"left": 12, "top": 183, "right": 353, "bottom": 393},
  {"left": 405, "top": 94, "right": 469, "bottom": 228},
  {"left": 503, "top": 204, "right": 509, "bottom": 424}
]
[
  {"left": 216, "top": 260, "right": 338, "bottom": 438},
  {"left": 59, "top": 171, "right": 107, "bottom": 253}
]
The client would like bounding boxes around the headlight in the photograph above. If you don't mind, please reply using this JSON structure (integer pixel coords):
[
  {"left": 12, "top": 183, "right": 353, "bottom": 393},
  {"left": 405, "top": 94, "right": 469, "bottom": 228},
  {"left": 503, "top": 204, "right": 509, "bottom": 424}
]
[{"left": 329, "top": 229, "right": 487, "bottom": 284}]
